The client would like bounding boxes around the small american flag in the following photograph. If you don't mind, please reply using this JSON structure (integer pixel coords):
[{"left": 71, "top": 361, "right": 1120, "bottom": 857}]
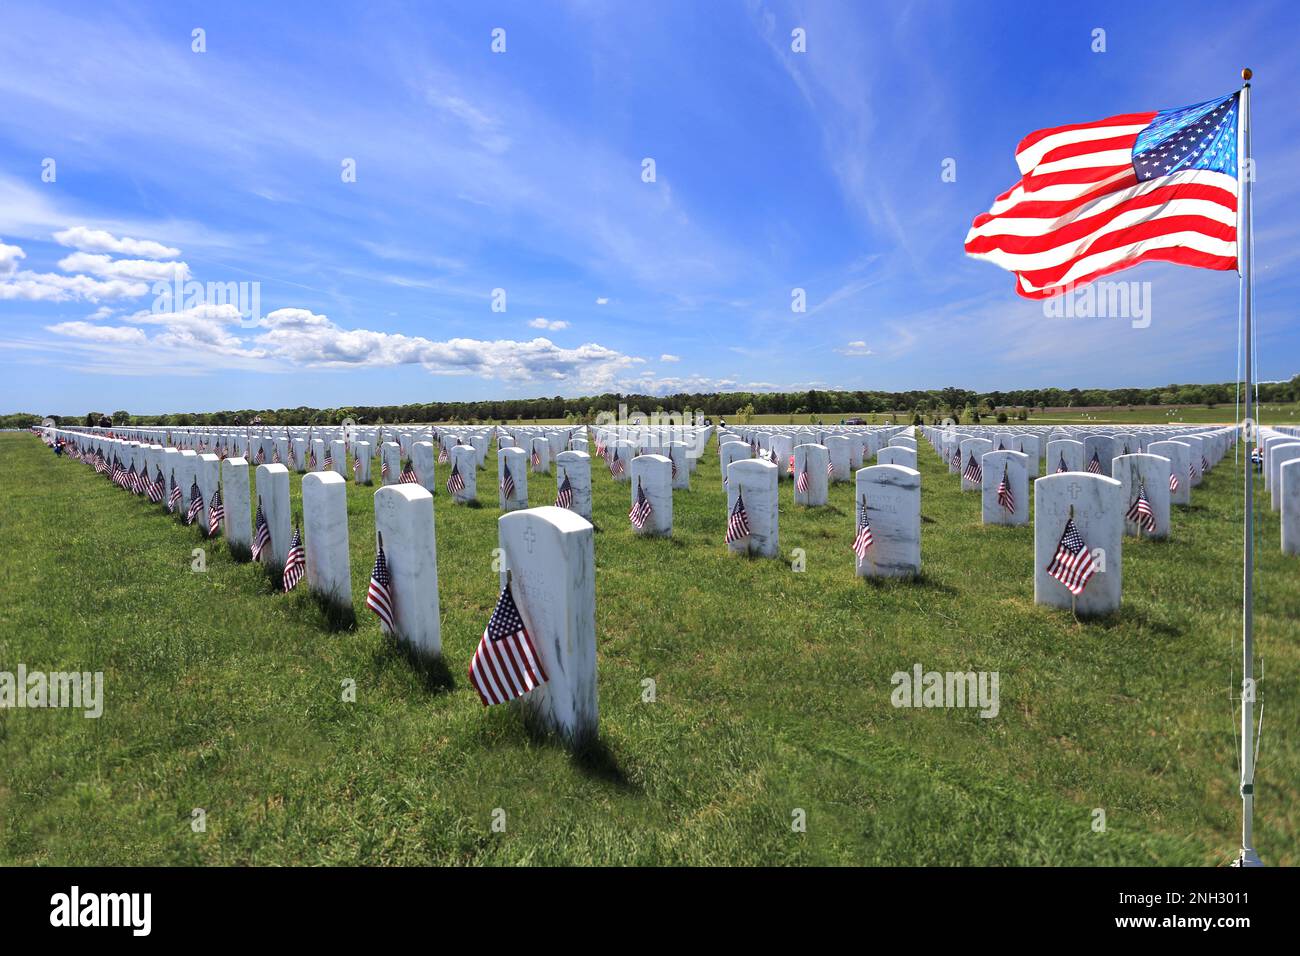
[
  {"left": 1086, "top": 451, "right": 1103, "bottom": 474},
  {"left": 366, "top": 533, "right": 395, "bottom": 632},
  {"left": 609, "top": 449, "right": 624, "bottom": 477},
  {"left": 307, "top": 447, "right": 317, "bottom": 470},
  {"left": 950, "top": 448, "right": 961, "bottom": 471},
  {"left": 725, "top": 490, "right": 751, "bottom": 545},
  {"left": 500, "top": 463, "right": 516, "bottom": 500},
  {"left": 168, "top": 471, "right": 181, "bottom": 512},
  {"left": 852, "top": 496, "right": 874, "bottom": 560},
  {"left": 437, "top": 445, "right": 448, "bottom": 463},
  {"left": 997, "top": 439, "right": 1005, "bottom": 451},
  {"left": 1202, "top": 454, "right": 1210, "bottom": 472},
  {"left": 468, "top": 580, "right": 548, "bottom": 707},
  {"left": 353, "top": 454, "right": 361, "bottom": 479},
  {"left": 208, "top": 487, "right": 224, "bottom": 536},
  {"left": 1056, "top": 454, "right": 1068, "bottom": 474},
  {"left": 997, "top": 468, "right": 1016, "bottom": 513},
  {"left": 446, "top": 461, "right": 465, "bottom": 496},
  {"left": 272, "top": 444, "right": 281, "bottom": 464},
  {"left": 185, "top": 479, "right": 203, "bottom": 525},
  {"left": 1126, "top": 485, "right": 1156, "bottom": 532},
  {"left": 963, "top": 453, "right": 983, "bottom": 485},
  {"left": 283, "top": 525, "right": 306, "bottom": 591},
  {"left": 595, "top": 438, "right": 606, "bottom": 458},
  {"left": 252, "top": 499, "right": 271, "bottom": 561},
  {"left": 826, "top": 458, "right": 834, "bottom": 478},
  {"left": 323, "top": 447, "right": 333, "bottom": 471},
  {"left": 531, "top": 447, "right": 541, "bottom": 468},
  {"left": 629, "top": 480, "right": 653, "bottom": 530},
  {"left": 1046, "top": 517, "right": 1097, "bottom": 596},
  {"left": 795, "top": 460, "right": 810, "bottom": 494},
  {"left": 124, "top": 463, "right": 139, "bottom": 493},
  {"left": 399, "top": 458, "right": 418, "bottom": 483},
  {"left": 255, "top": 446, "right": 265, "bottom": 464},
  {"left": 1170, "top": 471, "right": 1180, "bottom": 493},
  {"left": 555, "top": 473, "right": 574, "bottom": 509},
  {"left": 147, "top": 467, "right": 164, "bottom": 503},
  {"left": 381, "top": 455, "right": 390, "bottom": 479}
]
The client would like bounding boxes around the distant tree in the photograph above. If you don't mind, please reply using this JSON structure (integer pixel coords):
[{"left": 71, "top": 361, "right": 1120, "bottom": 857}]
[{"left": 112, "top": 410, "right": 130, "bottom": 424}]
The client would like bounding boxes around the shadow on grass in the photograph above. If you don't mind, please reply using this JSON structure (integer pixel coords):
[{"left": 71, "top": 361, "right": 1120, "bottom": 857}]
[
  {"left": 374, "top": 637, "right": 456, "bottom": 694},
  {"left": 859, "top": 570, "right": 958, "bottom": 596},
  {"left": 519, "top": 716, "right": 638, "bottom": 792}
]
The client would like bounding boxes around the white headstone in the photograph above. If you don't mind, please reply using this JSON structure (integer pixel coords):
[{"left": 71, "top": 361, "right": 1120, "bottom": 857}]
[
  {"left": 824, "top": 435, "right": 851, "bottom": 483},
  {"left": 876, "top": 446, "right": 917, "bottom": 470},
  {"left": 331, "top": 439, "right": 347, "bottom": 477},
  {"left": 554, "top": 450, "right": 593, "bottom": 520},
  {"left": 853, "top": 465, "right": 921, "bottom": 578},
  {"left": 221, "top": 457, "right": 252, "bottom": 557},
  {"left": 1281, "top": 459, "right": 1300, "bottom": 556},
  {"left": 792, "top": 443, "right": 829, "bottom": 506},
  {"left": 1034, "top": 474, "right": 1122, "bottom": 616},
  {"left": 1267, "top": 443, "right": 1300, "bottom": 511},
  {"left": 629, "top": 454, "right": 672, "bottom": 536},
  {"left": 726, "top": 458, "right": 779, "bottom": 557},
  {"left": 1112, "top": 453, "right": 1172, "bottom": 540},
  {"left": 196, "top": 453, "right": 221, "bottom": 534},
  {"left": 449, "top": 444, "right": 478, "bottom": 504},
  {"left": 1146, "top": 441, "right": 1191, "bottom": 506},
  {"left": 1046, "top": 439, "right": 1085, "bottom": 475},
  {"left": 302, "top": 471, "right": 352, "bottom": 608},
  {"left": 531, "top": 436, "right": 552, "bottom": 474},
  {"left": 380, "top": 442, "right": 402, "bottom": 486},
  {"left": 959, "top": 438, "right": 993, "bottom": 491},
  {"left": 254, "top": 463, "right": 292, "bottom": 575},
  {"left": 497, "top": 507, "right": 597, "bottom": 747},
  {"left": 499, "top": 447, "right": 528, "bottom": 511},
  {"left": 353, "top": 440, "right": 372, "bottom": 484},
  {"left": 980, "top": 450, "right": 1028, "bottom": 526},
  {"left": 373, "top": 484, "right": 441, "bottom": 659}
]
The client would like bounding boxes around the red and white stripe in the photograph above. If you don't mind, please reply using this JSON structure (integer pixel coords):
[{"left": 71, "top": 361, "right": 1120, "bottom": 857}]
[{"left": 965, "top": 111, "right": 1237, "bottom": 299}]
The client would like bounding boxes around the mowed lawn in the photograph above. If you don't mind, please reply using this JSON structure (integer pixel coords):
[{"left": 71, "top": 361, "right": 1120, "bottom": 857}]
[{"left": 1, "top": 431, "right": 1295, "bottom": 866}]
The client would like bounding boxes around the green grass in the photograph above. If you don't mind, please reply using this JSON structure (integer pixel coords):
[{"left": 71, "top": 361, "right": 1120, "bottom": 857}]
[{"left": 1, "top": 432, "right": 1296, "bottom": 865}]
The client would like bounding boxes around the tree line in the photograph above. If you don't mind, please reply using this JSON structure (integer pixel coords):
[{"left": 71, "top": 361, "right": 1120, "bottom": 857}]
[{"left": 7, "top": 375, "right": 1294, "bottom": 430}]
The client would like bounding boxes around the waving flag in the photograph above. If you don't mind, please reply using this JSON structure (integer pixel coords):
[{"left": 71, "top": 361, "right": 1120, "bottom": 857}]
[
  {"left": 168, "top": 471, "right": 181, "bottom": 512},
  {"left": 283, "top": 525, "right": 306, "bottom": 591},
  {"left": 1086, "top": 451, "right": 1103, "bottom": 474},
  {"left": 399, "top": 458, "right": 418, "bottom": 483},
  {"left": 555, "top": 473, "right": 574, "bottom": 509},
  {"left": 796, "top": 459, "right": 810, "bottom": 494},
  {"left": 852, "top": 496, "right": 874, "bottom": 560},
  {"left": 1046, "top": 517, "right": 1097, "bottom": 596},
  {"left": 254, "top": 446, "right": 265, "bottom": 464},
  {"left": 380, "top": 455, "right": 390, "bottom": 480},
  {"left": 468, "top": 581, "right": 548, "bottom": 707},
  {"left": 1126, "top": 484, "right": 1157, "bottom": 532},
  {"left": 323, "top": 447, "right": 333, "bottom": 471},
  {"left": 1170, "top": 471, "right": 1181, "bottom": 493},
  {"left": 950, "top": 447, "right": 961, "bottom": 471},
  {"left": 963, "top": 453, "right": 983, "bottom": 485},
  {"left": 965, "top": 91, "right": 1239, "bottom": 298},
  {"left": 1056, "top": 454, "right": 1069, "bottom": 474},
  {"left": 437, "top": 444, "right": 449, "bottom": 464},
  {"left": 366, "top": 534, "right": 395, "bottom": 632},
  {"left": 726, "top": 491, "right": 751, "bottom": 545},
  {"left": 609, "top": 449, "right": 624, "bottom": 477},
  {"left": 531, "top": 447, "right": 541, "bottom": 469},
  {"left": 353, "top": 454, "right": 361, "bottom": 480},
  {"left": 147, "top": 466, "right": 165, "bottom": 503},
  {"left": 500, "top": 462, "right": 516, "bottom": 500}
]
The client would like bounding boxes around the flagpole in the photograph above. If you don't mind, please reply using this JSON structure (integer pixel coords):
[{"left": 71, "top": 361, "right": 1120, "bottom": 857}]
[{"left": 1234, "top": 67, "right": 1263, "bottom": 868}]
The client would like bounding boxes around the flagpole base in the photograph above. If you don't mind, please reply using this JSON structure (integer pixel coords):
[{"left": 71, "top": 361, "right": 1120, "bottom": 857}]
[{"left": 1229, "top": 847, "right": 1264, "bottom": 867}]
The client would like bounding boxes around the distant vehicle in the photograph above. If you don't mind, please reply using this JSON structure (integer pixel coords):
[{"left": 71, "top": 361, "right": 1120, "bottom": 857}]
[{"left": 843, "top": 417, "right": 866, "bottom": 425}]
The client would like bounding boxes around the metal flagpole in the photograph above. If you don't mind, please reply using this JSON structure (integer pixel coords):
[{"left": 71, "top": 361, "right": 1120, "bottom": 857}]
[{"left": 1233, "top": 67, "right": 1263, "bottom": 868}]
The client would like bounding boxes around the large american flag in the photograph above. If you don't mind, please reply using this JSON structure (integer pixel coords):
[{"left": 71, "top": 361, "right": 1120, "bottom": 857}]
[
  {"left": 468, "top": 581, "right": 548, "bottom": 707},
  {"left": 966, "top": 92, "right": 1239, "bottom": 298},
  {"left": 1046, "top": 517, "right": 1097, "bottom": 596},
  {"left": 366, "top": 534, "right": 395, "bottom": 632},
  {"left": 252, "top": 499, "right": 271, "bottom": 561},
  {"left": 852, "top": 496, "right": 874, "bottom": 561},
  {"left": 283, "top": 525, "right": 306, "bottom": 591},
  {"left": 629, "top": 480, "right": 653, "bottom": 530},
  {"left": 725, "top": 490, "right": 751, "bottom": 545}
]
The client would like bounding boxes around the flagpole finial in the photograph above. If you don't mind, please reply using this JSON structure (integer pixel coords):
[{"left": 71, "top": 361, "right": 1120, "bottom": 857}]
[{"left": 1241, "top": 67, "right": 1252, "bottom": 82}]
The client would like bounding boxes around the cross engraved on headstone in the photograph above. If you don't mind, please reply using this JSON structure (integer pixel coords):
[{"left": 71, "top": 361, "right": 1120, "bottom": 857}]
[
  {"left": 523, "top": 525, "right": 537, "bottom": 554},
  {"left": 1068, "top": 482, "right": 1082, "bottom": 500}
]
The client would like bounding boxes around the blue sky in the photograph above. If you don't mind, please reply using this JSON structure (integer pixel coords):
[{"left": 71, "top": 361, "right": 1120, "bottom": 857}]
[{"left": 1, "top": 0, "right": 1296, "bottom": 416}]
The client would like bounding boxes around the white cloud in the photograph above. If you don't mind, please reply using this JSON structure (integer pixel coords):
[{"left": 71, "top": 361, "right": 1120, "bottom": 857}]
[
  {"left": 130, "top": 303, "right": 258, "bottom": 356},
  {"left": 595, "top": 297, "right": 609, "bottom": 305},
  {"left": 46, "top": 320, "right": 147, "bottom": 344},
  {"left": 0, "top": 240, "right": 24, "bottom": 276},
  {"left": 53, "top": 226, "right": 181, "bottom": 259},
  {"left": 58, "top": 251, "right": 190, "bottom": 282},
  {"left": 835, "top": 340, "right": 873, "bottom": 356},
  {"left": 87, "top": 305, "right": 115, "bottom": 320},
  {"left": 528, "top": 317, "right": 569, "bottom": 331},
  {"left": 0, "top": 271, "right": 150, "bottom": 301},
  {"left": 660, "top": 354, "right": 680, "bottom": 362}
]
